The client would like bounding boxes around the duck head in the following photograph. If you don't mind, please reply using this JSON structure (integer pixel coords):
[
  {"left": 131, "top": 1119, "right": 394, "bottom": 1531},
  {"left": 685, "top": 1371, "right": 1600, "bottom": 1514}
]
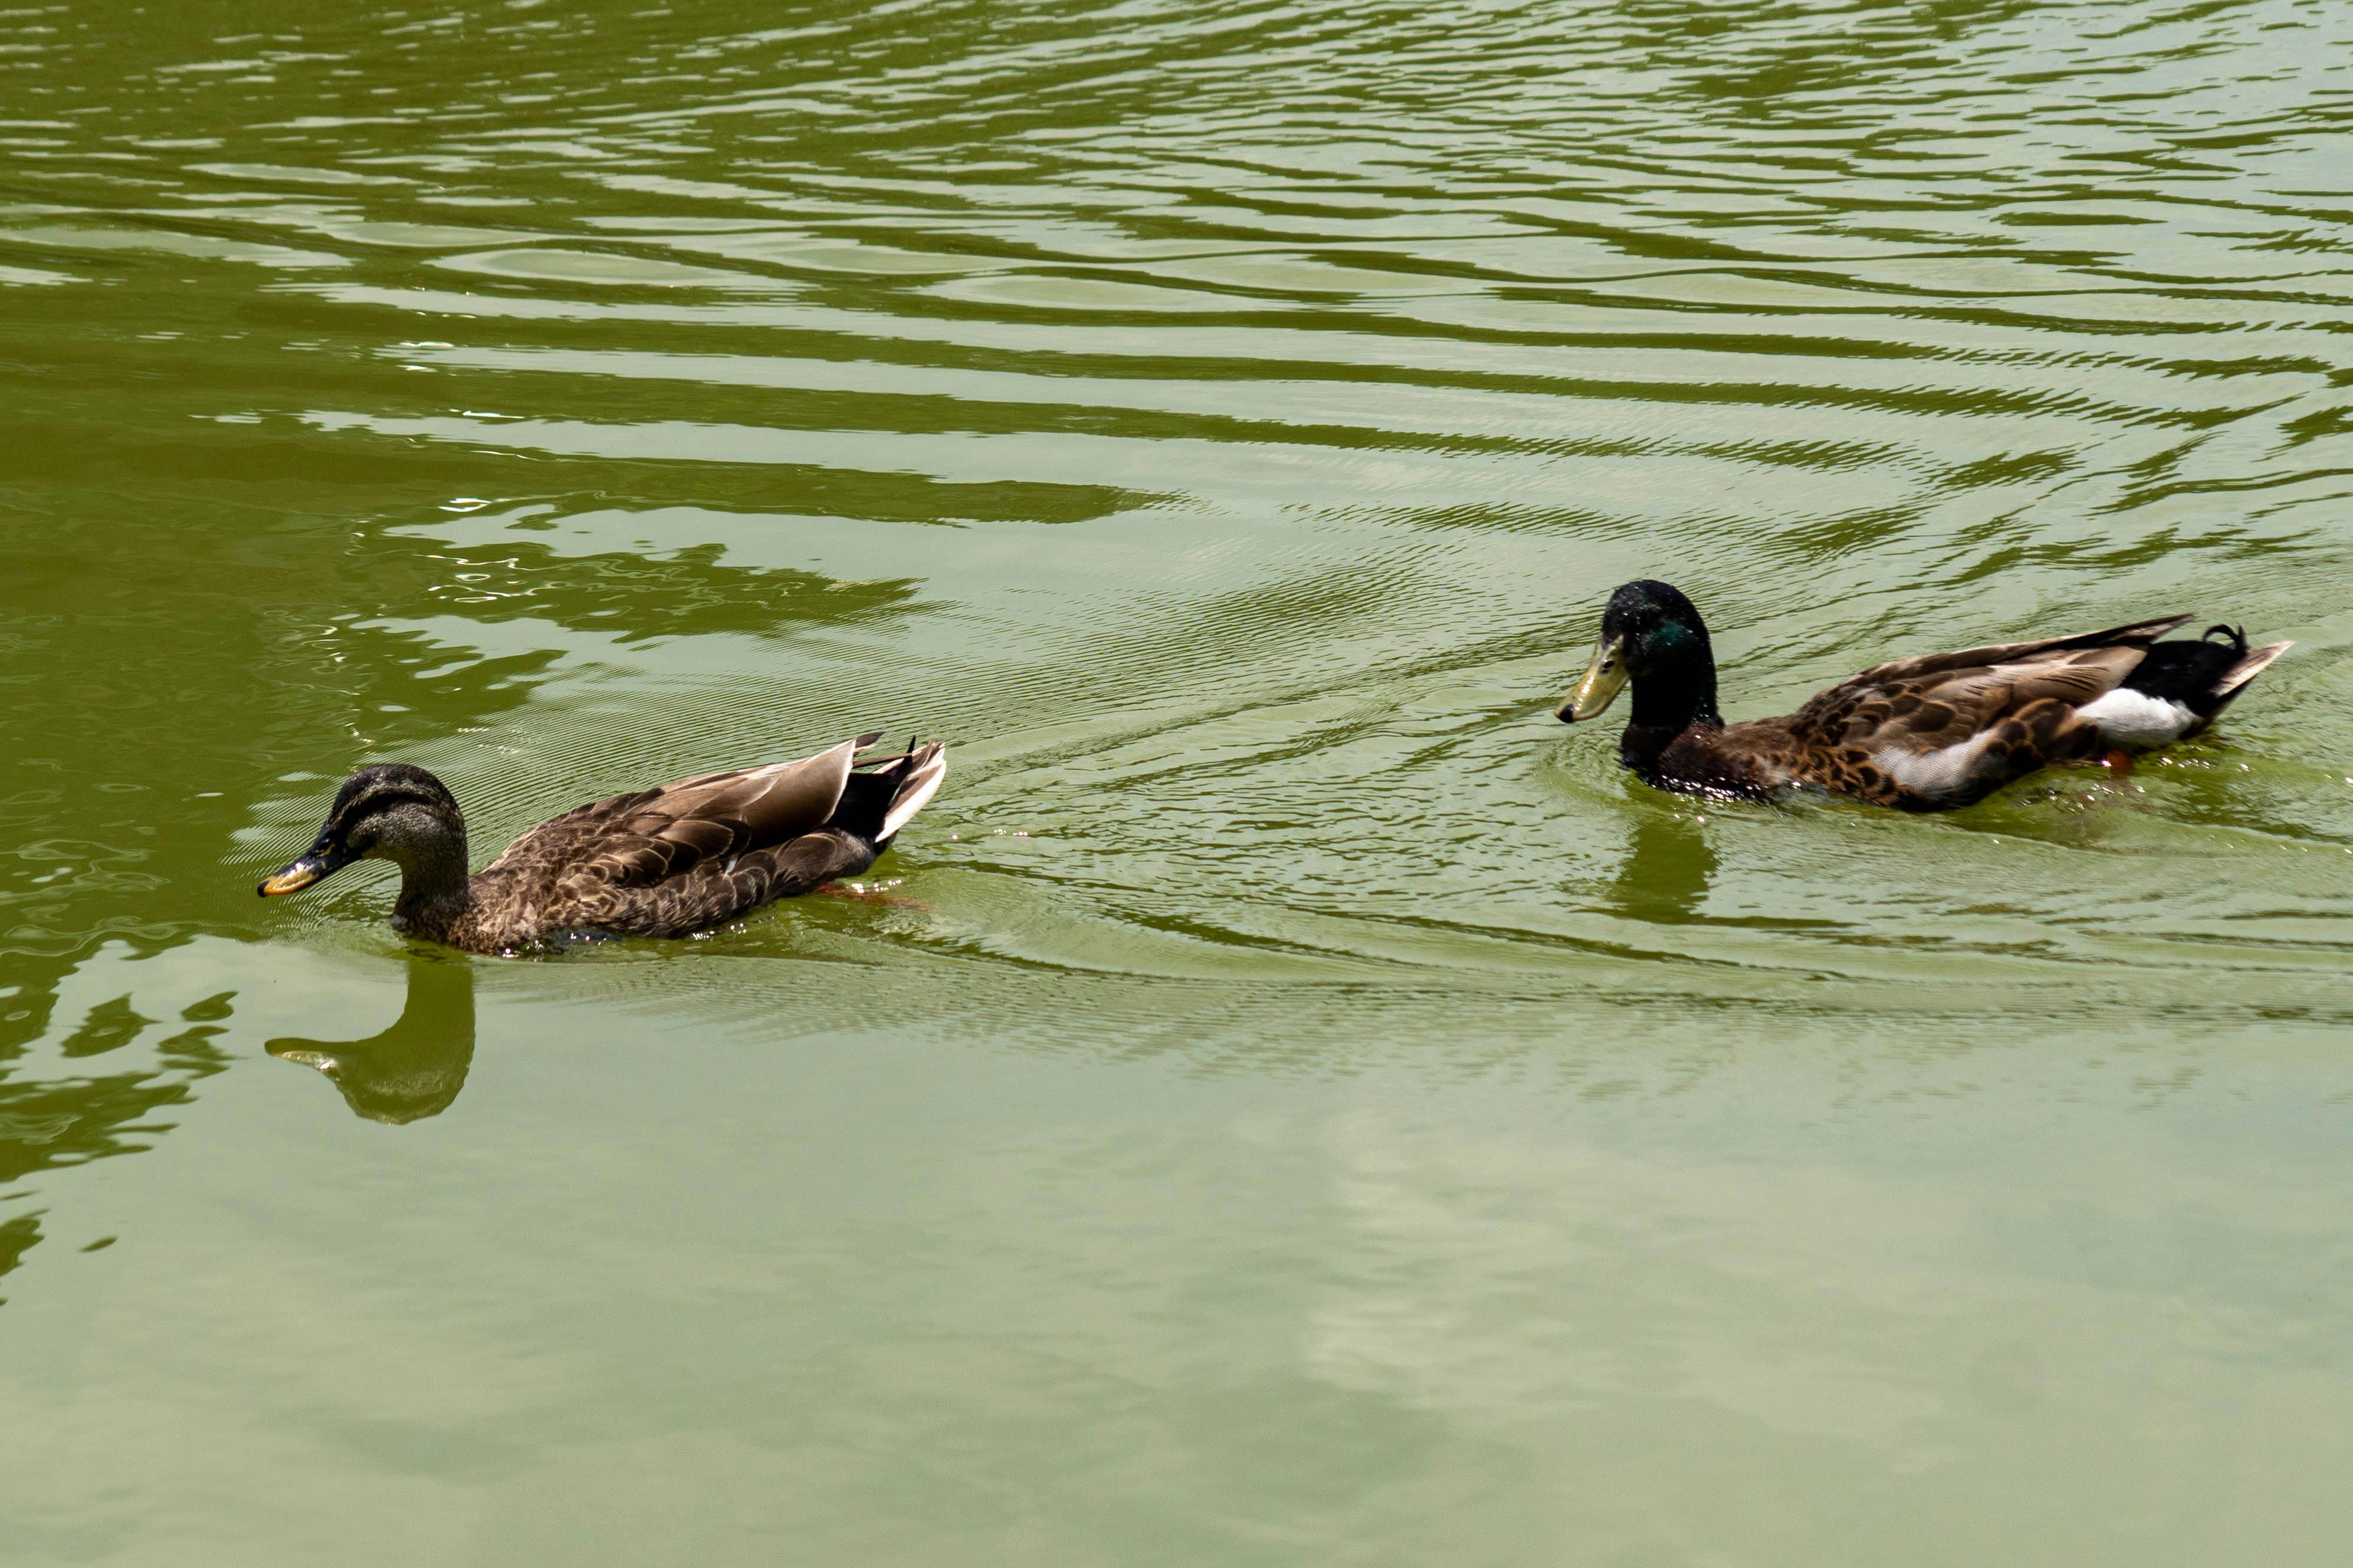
[
  {"left": 260, "top": 763, "right": 468, "bottom": 901},
  {"left": 1558, "top": 580, "right": 1723, "bottom": 732}
]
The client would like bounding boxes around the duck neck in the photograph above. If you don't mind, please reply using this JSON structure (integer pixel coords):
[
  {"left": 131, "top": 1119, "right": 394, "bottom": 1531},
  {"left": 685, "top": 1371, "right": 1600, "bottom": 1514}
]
[
  {"left": 389, "top": 826, "right": 475, "bottom": 938},
  {"left": 1619, "top": 652, "right": 1723, "bottom": 774}
]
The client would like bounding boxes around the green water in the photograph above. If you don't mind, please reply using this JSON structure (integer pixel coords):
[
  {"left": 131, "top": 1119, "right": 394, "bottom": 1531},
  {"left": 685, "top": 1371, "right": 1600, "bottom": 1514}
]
[{"left": 5, "top": 0, "right": 2351, "bottom": 1559}]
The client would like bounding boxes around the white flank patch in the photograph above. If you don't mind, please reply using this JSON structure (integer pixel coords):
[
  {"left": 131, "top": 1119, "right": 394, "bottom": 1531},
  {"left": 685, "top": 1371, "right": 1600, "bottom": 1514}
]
[
  {"left": 1873, "top": 730, "right": 2003, "bottom": 801},
  {"left": 2076, "top": 688, "right": 2196, "bottom": 749}
]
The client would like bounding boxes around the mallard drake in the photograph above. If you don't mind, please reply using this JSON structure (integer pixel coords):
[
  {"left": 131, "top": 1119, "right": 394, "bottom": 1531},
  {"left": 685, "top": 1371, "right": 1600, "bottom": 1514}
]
[
  {"left": 1559, "top": 580, "right": 2288, "bottom": 810},
  {"left": 258, "top": 734, "right": 947, "bottom": 953}
]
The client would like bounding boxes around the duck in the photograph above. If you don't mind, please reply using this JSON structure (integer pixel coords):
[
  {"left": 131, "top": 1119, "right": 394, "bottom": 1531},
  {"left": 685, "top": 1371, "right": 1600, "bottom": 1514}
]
[
  {"left": 258, "top": 733, "right": 947, "bottom": 953},
  {"left": 1558, "top": 580, "right": 2288, "bottom": 810}
]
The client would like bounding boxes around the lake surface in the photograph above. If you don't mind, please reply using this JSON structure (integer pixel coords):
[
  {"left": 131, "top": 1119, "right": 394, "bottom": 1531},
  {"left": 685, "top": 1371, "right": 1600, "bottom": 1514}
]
[{"left": 5, "top": 0, "right": 2351, "bottom": 1560}]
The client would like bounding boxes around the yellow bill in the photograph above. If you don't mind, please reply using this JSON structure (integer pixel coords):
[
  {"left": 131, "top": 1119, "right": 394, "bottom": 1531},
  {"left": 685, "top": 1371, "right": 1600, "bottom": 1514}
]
[
  {"left": 259, "top": 861, "right": 323, "bottom": 896},
  {"left": 257, "top": 841, "right": 352, "bottom": 898},
  {"left": 1558, "top": 635, "right": 1628, "bottom": 722}
]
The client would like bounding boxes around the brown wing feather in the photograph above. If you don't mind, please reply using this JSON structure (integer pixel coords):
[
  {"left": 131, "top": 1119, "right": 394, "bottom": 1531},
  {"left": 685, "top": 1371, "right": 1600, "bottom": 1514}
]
[
  {"left": 1785, "top": 615, "right": 2190, "bottom": 756},
  {"left": 1810, "top": 614, "right": 2191, "bottom": 697},
  {"left": 483, "top": 739, "right": 857, "bottom": 893},
  {"left": 1666, "top": 614, "right": 2197, "bottom": 810},
  {"left": 563, "top": 827, "right": 879, "bottom": 939}
]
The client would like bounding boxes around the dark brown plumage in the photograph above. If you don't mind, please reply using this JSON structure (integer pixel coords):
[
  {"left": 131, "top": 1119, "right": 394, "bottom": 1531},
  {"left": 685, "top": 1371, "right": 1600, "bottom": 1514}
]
[
  {"left": 1560, "top": 581, "right": 2288, "bottom": 810},
  {"left": 259, "top": 734, "right": 948, "bottom": 953}
]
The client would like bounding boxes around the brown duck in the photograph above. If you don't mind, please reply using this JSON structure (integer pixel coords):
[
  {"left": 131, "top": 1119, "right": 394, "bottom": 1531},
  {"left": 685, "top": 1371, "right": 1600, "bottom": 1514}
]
[
  {"left": 1560, "top": 581, "right": 2288, "bottom": 810},
  {"left": 259, "top": 734, "right": 947, "bottom": 953}
]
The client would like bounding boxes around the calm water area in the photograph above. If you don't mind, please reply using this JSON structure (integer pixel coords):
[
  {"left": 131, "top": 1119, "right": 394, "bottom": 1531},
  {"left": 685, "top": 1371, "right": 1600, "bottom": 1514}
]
[{"left": 5, "top": 0, "right": 2352, "bottom": 1560}]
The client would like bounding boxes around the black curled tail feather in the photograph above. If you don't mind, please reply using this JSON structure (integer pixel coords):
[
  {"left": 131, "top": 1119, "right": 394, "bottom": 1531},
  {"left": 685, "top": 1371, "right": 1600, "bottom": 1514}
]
[{"left": 2125, "top": 624, "right": 2288, "bottom": 721}]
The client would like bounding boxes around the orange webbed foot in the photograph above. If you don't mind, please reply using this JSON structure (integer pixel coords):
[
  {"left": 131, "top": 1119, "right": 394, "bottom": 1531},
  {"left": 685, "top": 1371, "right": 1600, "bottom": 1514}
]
[{"left": 820, "top": 882, "right": 928, "bottom": 910}]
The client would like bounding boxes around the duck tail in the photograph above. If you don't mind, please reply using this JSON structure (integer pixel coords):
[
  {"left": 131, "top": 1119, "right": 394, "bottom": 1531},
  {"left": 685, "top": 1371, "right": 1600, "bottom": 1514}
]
[
  {"left": 828, "top": 738, "right": 949, "bottom": 847},
  {"left": 2213, "top": 639, "right": 2292, "bottom": 698},
  {"left": 2108, "top": 622, "right": 2290, "bottom": 740}
]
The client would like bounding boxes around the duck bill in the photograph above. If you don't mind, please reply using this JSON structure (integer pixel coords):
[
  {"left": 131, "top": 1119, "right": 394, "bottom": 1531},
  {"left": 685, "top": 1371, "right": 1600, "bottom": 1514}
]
[
  {"left": 258, "top": 840, "right": 354, "bottom": 897},
  {"left": 1558, "top": 635, "right": 1629, "bottom": 722}
]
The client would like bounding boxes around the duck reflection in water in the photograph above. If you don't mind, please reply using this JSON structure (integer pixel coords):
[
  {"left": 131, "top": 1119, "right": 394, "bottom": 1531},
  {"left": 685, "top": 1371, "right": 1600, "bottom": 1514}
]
[
  {"left": 267, "top": 956, "right": 475, "bottom": 1124},
  {"left": 1603, "top": 813, "right": 1717, "bottom": 925}
]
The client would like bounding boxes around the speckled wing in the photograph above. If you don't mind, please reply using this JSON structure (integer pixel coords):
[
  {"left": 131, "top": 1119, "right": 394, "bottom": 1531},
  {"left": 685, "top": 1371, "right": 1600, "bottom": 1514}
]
[
  {"left": 562, "top": 827, "right": 878, "bottom": 940},
  {"left": 483, "top": 738, "right": 863, "bottom": 895},
  {"left": 1783, "top": 615, "right": 2190, "bottom": 755}
]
